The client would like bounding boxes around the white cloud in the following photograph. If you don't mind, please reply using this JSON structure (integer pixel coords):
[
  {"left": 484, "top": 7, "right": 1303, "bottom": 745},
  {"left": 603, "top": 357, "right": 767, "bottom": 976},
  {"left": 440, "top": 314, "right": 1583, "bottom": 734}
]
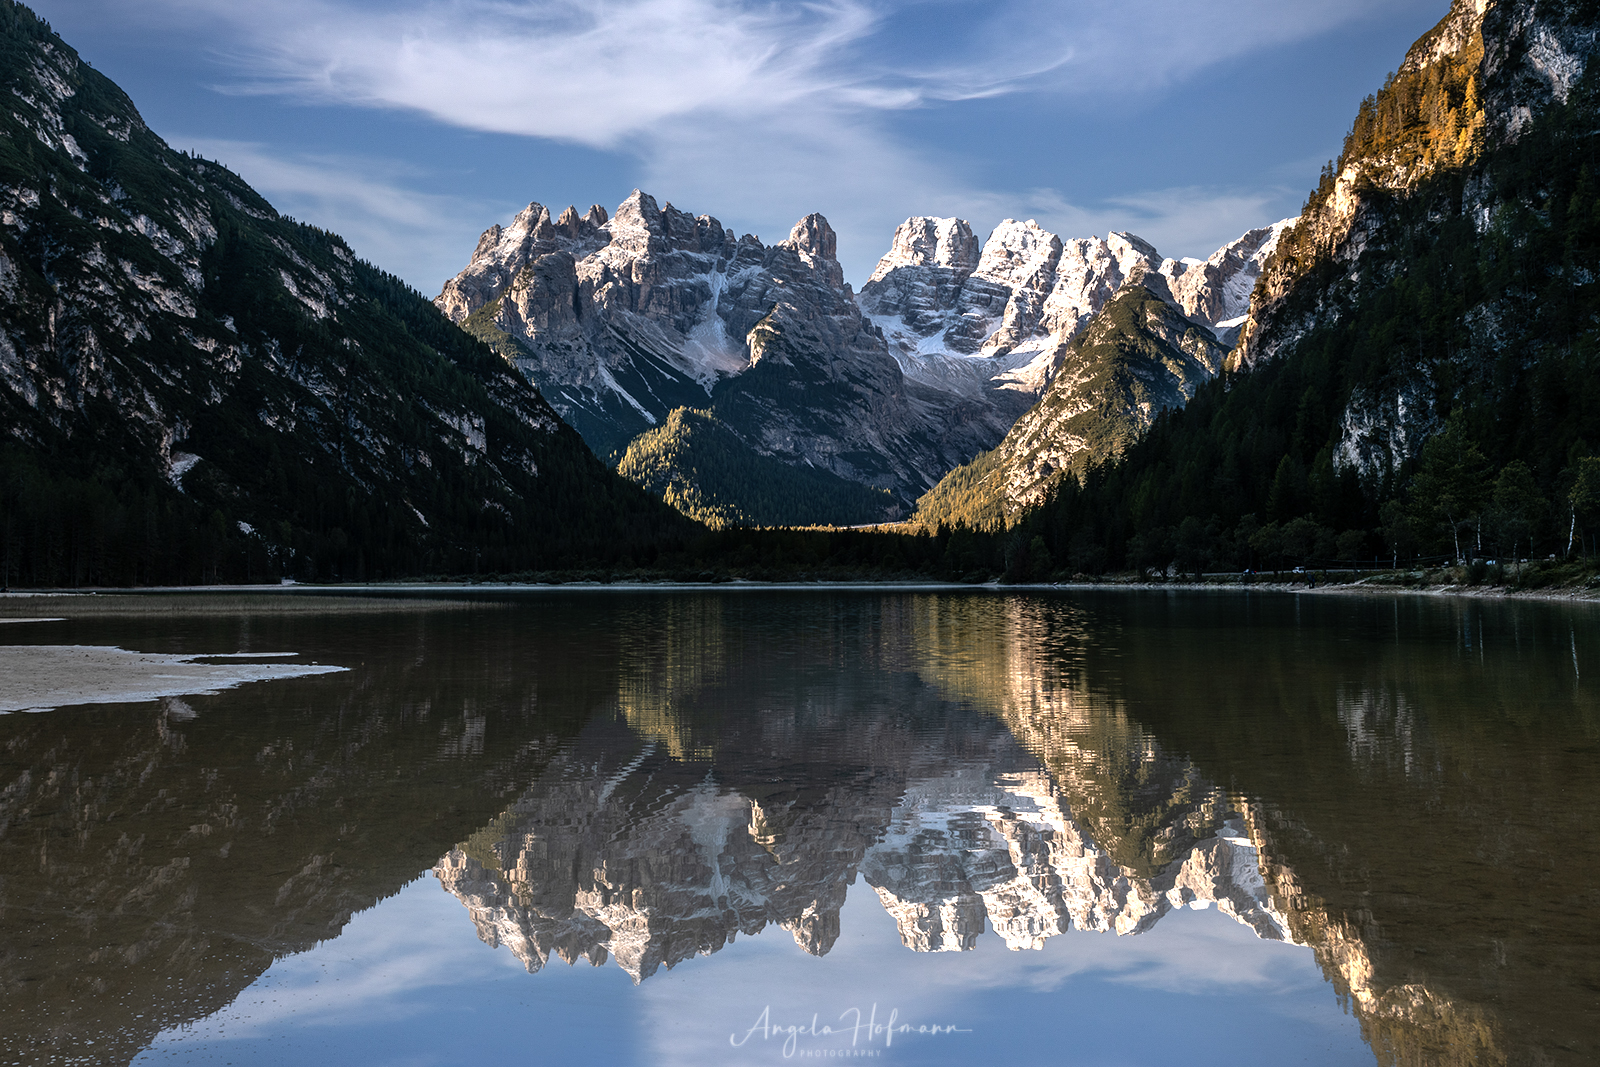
[
  {"left": 197, "top": 0, "right": 891, "bottom": 146},
  {"left": 120, "top": 0, "right": 1438, "bottom": 286},
  {"left": 178, "top": 0, "right": 1426, "bottom": 142},
  {"left": 1097, "top": 185, "right": 1299, "bottom": 258}
]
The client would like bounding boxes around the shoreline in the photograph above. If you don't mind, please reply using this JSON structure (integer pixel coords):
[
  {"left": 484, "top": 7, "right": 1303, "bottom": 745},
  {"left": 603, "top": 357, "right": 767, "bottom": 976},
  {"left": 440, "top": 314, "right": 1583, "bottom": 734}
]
[{"left": 3, "top": 577, "right": 1600, "bottom": 607}]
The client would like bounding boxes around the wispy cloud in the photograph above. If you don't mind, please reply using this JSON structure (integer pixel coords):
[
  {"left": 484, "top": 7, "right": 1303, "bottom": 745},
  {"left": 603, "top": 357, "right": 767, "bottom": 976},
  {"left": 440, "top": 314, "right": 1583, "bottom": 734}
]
[
  {"left": 193, "top": 0, "right": 892, "bottom": 146},
  {"left": 114, "top": 0, "right": 1438, "bottom": 284},
  {"left": 174, "top": 0, "right": 1418, "bottom": 140}
]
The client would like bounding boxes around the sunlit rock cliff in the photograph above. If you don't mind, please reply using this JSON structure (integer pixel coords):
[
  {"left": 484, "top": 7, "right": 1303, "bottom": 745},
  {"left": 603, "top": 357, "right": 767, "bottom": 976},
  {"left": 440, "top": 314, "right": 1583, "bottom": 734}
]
[
  {"left": 912, "top": 271, "right": 1231, "bottom": 528},
  {"left": 1231, "top": 0, "right": 1600, "bottom": 483},
  {"left": 860, "top": 217, "right": 1285, "bottom": 396}
]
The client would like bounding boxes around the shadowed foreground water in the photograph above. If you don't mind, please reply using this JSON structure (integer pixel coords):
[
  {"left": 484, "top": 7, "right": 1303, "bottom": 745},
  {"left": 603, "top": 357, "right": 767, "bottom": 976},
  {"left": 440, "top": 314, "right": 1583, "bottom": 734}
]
[{"left": 0, "top": 589, "right": 1595, "bottom": 1066}]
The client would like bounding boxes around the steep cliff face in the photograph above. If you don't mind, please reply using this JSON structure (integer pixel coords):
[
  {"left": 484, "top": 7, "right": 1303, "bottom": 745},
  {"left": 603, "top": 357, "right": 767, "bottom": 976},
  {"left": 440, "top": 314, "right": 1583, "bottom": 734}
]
[
  {"left": 1233, "top": 0, "right": 1599, "bottom": 481},
  {"left": 437, "top": 193, "right": 746, "bottom": 462},
  {"left": 1160, "top": 220, "right": 1294, "bottom": 343},
  {"left": 861, "top": 214, "right": 1278, "bottom": 531},
  {"left": 913, "top": 273, "right": 1229, "bottom": 528},
  {"left": 0, "top": 2, "right": 677, "bottom": 583},
  {"left": 438, "top": 194, "right": 1004, "bottom": 523}
]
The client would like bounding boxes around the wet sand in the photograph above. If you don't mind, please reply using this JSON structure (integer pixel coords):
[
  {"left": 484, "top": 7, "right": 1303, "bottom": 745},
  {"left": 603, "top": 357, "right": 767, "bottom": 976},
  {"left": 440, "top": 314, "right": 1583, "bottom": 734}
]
[{"left": 0, "top": 645, "right": 348, "bottom": 713}]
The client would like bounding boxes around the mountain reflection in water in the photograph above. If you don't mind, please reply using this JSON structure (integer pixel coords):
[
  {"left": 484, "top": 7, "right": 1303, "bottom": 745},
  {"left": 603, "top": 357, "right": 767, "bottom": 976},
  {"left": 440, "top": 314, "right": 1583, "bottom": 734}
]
[
  {"left": 434, "top": 701, "right": 1286, "bottom": 984},
  {"left": 1, "top": 590, "right": 1596, "bottom": 1066}
]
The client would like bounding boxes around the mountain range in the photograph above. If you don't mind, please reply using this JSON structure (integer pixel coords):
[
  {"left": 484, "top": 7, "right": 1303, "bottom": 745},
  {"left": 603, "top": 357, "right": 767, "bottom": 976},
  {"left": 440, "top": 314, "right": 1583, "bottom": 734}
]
[{"left": 436, "top": 195, "right": 1284, "bottom": 527}]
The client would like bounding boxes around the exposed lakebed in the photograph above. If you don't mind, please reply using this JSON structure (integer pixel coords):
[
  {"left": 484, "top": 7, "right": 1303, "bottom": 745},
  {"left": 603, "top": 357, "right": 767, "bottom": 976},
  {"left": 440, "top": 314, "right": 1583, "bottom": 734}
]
[{"left": 1, "top": 589, "right": 1595, "bottom": 1066}]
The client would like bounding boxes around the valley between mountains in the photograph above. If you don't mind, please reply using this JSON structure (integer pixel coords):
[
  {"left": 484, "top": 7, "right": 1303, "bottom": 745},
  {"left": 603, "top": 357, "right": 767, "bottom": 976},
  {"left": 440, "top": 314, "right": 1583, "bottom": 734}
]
[{"left": 3, "top": 0, "right": 1600, "bottom": 587}]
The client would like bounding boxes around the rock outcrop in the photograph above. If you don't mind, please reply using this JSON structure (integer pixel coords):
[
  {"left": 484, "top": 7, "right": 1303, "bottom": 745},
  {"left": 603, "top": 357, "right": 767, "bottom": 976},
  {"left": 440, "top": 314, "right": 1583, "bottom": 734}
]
[
  {"left": 436, "top": 194, "right": 743, "bottom": 461},
  {"left": 437, "top": 195, "right": 1288, "bottom": 525},
  {"left": 861, "top": 216, "right": 1286, "bottom": 399},
  {"left": 1159, "top": 220, "right": 1294, "bottom": 344},
  {"left": 860, "top": 217, "right": 1279, "bottom": 528}
]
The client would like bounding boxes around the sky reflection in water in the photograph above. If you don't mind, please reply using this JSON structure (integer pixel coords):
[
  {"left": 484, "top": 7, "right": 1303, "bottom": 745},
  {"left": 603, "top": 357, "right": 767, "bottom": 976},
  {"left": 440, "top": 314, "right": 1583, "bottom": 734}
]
[
  {"left": 3, "top": 589, "right": 1597, "bottom": 1066},
  {"left": 139, "top": 872, "right": 1361, "bottom": 1067}
]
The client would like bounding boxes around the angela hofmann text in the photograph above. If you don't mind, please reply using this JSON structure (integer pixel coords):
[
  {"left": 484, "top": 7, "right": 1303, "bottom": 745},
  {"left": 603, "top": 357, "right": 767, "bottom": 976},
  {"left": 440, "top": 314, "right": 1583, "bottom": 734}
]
[{"left": 729, "top": 1004, "right": 971, "bottom": 1058}]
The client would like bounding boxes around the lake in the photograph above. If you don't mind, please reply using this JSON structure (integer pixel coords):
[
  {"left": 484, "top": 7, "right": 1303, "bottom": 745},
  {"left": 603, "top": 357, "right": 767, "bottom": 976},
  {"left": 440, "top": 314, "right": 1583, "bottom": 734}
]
[{"left": 1, "top": 588, "right": 1596, "bottom": 1066}]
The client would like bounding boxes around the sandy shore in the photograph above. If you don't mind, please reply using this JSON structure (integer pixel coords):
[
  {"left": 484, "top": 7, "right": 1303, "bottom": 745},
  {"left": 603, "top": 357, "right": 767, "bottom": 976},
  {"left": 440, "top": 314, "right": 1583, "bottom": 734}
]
[{"left": 0, "top": 645, "right": 348, "bottom": 713}]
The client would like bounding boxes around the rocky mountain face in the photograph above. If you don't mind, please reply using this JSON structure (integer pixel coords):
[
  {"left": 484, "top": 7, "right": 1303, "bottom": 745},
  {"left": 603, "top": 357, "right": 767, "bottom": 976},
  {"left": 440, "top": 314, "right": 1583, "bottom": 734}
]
[
  {"left": 435, "top": 194, "right": 739, "bottom": 464},
  {"left": 913, "top": 271, "right": 1230, "bottom": 528},
  {"left": 437, "top": 193, "right": 1286, "bottom": 527},
  {"left": 860, "top": 215, "right": 1282, "bottom": 530},
  {"left": 1161, "top": 219, "right": 1294, "bottom": 343},
  {"left": 0, "top": 2, "right": 681, "bottom": 584},
  {"left": 438, "top": 194, "right": 1009, "bottom": 524},
  {"left": 940, "top": 0, "right": 1600, "bottom": 575}
]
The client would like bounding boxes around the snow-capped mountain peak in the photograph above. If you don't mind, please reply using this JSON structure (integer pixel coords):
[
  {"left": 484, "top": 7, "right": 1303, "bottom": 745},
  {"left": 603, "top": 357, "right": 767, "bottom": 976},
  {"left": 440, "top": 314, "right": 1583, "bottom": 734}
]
[{"left": 865, "top": 216, "right": 981, "bottom": 284}]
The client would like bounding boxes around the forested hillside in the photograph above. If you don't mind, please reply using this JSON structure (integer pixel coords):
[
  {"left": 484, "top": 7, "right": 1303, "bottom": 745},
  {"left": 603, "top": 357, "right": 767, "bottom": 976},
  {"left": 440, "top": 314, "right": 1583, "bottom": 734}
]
[
  {"left": 0, "top": 1, "right": 691, "bottom": 586},
  {"left": 617, "top": 408, "right": 894, "bottom": 528}
]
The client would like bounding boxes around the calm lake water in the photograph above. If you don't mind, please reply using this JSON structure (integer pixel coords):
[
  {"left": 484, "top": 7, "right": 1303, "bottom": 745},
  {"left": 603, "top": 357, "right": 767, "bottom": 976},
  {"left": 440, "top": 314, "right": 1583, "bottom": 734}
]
[{"left": 1, "top": 588, "right": 1597, "bottom": 1067}]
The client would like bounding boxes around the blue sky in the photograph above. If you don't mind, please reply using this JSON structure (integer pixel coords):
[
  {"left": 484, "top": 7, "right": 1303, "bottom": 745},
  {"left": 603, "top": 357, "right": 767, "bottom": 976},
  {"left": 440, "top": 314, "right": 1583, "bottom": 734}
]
[{"left": 35, "top": 0, "right": 1448, "bottom": 292}]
